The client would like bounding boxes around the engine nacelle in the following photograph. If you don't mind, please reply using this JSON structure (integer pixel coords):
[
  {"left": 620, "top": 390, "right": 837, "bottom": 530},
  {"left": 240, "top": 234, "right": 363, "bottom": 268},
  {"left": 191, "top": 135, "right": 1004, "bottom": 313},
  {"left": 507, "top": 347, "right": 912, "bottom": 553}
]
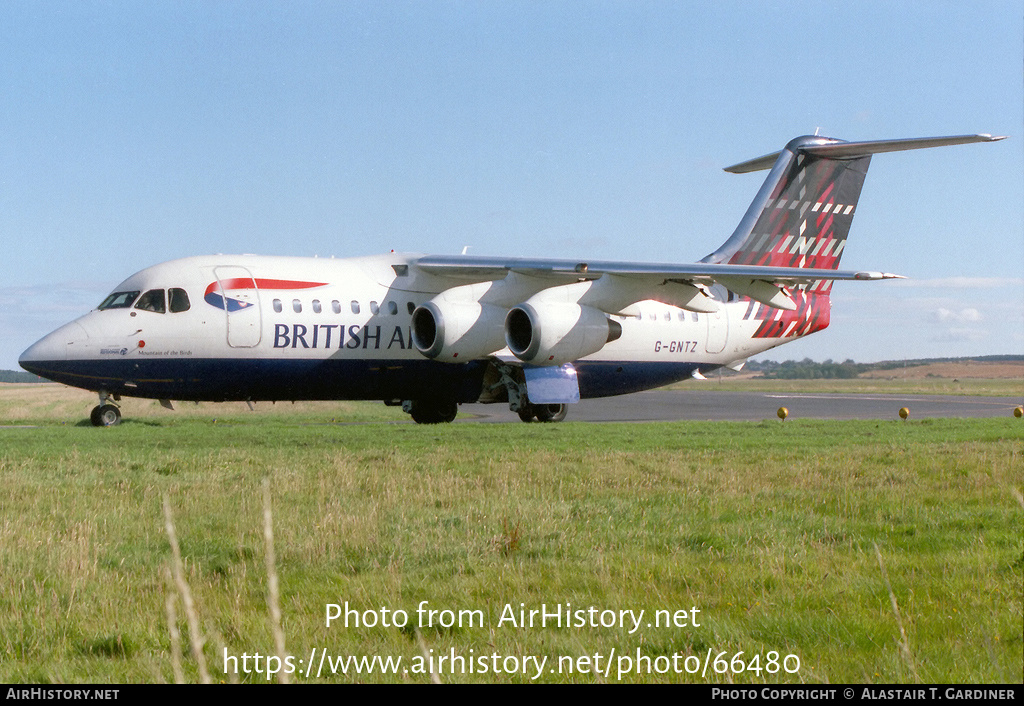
[
  {"left": 411, "top": 299, "right": 507, "bottom": 362},
  {"left": 505, "top": 302, "right": 621, "bottom": 365}
]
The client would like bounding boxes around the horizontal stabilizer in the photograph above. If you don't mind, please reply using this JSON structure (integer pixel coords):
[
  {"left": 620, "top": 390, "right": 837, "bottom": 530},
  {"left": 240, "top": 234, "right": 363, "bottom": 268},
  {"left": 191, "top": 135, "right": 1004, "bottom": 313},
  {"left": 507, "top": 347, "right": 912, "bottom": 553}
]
[{"left": 725, "top": 134, "right": 1006, "bottom": 173}]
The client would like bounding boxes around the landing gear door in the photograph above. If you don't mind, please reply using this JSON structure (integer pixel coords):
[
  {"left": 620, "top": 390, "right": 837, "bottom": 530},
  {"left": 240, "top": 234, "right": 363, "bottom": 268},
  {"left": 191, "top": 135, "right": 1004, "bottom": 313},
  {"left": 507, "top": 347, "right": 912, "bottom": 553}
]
[
  {"left": 524, "top": 364, "right": 580, "bottom": 404},
  {"left": 214, "top": 266, "right": 262, "bottom": 348}
]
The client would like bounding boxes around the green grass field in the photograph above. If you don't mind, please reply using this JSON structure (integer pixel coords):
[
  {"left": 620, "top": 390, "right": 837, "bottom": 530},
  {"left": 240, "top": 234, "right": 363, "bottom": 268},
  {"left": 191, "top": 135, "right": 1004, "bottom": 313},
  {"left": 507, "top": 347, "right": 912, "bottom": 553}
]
[{"left": 0, "top": 385, "right": 1021, "bottom": 683}]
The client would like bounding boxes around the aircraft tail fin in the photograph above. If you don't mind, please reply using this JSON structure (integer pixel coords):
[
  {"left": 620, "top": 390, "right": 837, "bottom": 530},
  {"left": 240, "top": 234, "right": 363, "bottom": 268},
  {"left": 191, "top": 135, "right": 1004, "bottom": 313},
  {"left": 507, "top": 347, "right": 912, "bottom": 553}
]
[{"left": 702, "top": 134, "right": 1005, "bottom": 271}]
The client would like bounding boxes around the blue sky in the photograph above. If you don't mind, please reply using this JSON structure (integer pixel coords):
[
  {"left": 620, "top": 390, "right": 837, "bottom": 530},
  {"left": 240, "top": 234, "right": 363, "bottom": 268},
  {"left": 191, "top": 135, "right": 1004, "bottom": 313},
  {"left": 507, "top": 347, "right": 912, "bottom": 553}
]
[{"left": 2, "top": 1, "right": 1021, "bottom": 370}]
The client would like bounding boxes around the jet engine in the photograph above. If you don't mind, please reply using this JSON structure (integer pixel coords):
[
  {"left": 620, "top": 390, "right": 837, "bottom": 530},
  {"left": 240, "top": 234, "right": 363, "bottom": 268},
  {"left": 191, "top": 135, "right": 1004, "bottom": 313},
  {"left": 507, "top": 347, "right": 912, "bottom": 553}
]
[
  {"left": 505, "top": 302, "right": 621, "bottom": 366},
  {"left": 411, "top": 299, "right": 507, "bottom": 362}
]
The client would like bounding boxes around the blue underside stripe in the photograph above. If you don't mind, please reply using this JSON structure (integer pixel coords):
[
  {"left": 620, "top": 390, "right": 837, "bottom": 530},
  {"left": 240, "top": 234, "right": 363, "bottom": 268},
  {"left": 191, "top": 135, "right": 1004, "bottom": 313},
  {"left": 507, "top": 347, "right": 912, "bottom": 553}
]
[{"left": 23, "top": 358, "right": 707, "bottom": 402}]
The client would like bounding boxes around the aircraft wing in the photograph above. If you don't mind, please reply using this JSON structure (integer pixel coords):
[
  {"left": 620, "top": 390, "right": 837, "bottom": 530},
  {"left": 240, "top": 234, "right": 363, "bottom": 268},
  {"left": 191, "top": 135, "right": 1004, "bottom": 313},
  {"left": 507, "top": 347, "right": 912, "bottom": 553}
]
[
  {"left": 413, "top": 254, "right": 901, "bottom": 312},
  {"left": 415, "top": 254, "right": 899, "bottom": 283},
  {"left": 723, "top": 133, "right": 1005, "bottom": 173}
]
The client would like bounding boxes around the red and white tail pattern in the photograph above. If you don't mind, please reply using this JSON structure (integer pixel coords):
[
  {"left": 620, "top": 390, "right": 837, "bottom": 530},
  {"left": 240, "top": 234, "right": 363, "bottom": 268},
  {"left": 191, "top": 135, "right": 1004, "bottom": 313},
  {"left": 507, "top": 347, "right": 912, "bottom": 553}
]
[{"left": 744, "top": 291, "right": 831, "bottom": 339}]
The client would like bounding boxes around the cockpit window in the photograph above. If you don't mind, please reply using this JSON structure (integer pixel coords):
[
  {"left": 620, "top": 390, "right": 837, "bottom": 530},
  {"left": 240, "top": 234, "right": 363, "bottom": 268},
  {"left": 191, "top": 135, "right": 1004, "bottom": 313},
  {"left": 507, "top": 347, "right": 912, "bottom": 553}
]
[
  {"left": 135, "top": 289, "right": 166, "bottom": 313},
  {"left": 98, "top": 291, "right": 140, "bottom": 310},
  {"left": 169, "top": 288, "right": 190, "bottom": 313}
]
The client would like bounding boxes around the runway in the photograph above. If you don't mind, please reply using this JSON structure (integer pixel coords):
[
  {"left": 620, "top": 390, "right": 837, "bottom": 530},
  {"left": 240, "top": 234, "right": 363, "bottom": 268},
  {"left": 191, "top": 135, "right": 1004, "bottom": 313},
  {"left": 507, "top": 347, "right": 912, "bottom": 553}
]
[{"left": 460, "top": 389, "right": 1024, "bottom": 423}]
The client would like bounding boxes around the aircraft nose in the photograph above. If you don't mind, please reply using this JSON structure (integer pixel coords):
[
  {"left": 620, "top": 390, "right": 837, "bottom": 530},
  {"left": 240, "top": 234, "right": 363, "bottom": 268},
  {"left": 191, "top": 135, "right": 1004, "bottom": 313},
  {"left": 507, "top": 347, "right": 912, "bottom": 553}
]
[{"left": 19, "top": 321, "right": 90, "bottom": 373}]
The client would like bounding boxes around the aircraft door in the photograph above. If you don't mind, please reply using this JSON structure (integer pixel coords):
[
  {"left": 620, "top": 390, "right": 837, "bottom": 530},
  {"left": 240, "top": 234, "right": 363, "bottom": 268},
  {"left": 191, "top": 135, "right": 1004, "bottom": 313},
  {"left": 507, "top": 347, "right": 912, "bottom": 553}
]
[
  {"left": 704, "top": 308, "right": 728, "bottom": 354},
  {"left": 214, "top": 266, "right": 263, "bottom": 348}
]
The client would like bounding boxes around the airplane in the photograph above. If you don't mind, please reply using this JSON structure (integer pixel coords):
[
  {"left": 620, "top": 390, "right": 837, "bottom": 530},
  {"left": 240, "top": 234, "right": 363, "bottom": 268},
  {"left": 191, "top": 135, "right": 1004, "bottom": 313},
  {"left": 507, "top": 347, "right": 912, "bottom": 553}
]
[{"left": 19, "top": 133, "right": 1005, "bottom": 426}]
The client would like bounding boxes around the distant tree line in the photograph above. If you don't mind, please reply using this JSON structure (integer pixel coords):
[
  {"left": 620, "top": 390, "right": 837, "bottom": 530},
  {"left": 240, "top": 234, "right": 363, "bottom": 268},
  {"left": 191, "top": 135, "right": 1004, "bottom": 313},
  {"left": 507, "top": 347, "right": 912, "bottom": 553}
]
[
  {"left": 870, "top": 354, "right": 1024, "bottom": 371},
  {"left": 747, "top": 358, "right": 869, "bottom": 379},
  {"left": 0, "top": 370, "right": 45, "bottom": 383},
  {"left": 747, "top": 354, "right": 1023, "bottom": 379}
]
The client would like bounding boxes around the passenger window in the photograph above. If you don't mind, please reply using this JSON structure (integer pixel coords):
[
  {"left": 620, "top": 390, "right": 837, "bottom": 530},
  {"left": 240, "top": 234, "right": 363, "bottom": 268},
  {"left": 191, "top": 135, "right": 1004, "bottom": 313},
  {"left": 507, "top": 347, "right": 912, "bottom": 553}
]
[
  {"left": 135, "top": 289, "right": 166, "bottom": 313},
  {"left": 293, "top": 299, "right": 302, "bottom": 313},
  {"left": 351, "top": 301, "right": 360, "bottom": 314},
  {"left": 407, "top": 302, "right": 415, "bottom": 315},
  {"left": 273, "top": 299, "right": 283, "bottom": 313},
  {"left": 312, "top": 299, "right": 322, "bottom": 314},
  {"left": 169, "top": 288, "right": 191, "bottom": 313},
  {"left": 98, "top": 291, "right": 140, "bottom": 310},
  {"left": 388, "top": 301, "right": 398, "bottom": 315},
  {"left": 332, "top": 300, "right": 341, "bottom": 314},
  {"left": 370, "top": 301, "right": 379, "bottom": 315}
]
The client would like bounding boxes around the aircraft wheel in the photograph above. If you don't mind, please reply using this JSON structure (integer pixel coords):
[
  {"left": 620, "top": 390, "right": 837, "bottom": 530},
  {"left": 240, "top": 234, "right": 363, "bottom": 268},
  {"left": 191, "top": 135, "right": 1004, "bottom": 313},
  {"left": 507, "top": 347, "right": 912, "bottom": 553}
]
[
  {"left": 534, "top": 403, "right": 568, "bottom": 423},
  {"left": 91, "top": 404, "right": 122, "bottom": 427},
  {"left": 517, "top": 405, "right": 536, "bottom": 423},
  {"left": 409, "top": 400, "right": 457, "bottom": 424},
  {"left": 438, "top": 400, "right": 458, "bottom": 423}
]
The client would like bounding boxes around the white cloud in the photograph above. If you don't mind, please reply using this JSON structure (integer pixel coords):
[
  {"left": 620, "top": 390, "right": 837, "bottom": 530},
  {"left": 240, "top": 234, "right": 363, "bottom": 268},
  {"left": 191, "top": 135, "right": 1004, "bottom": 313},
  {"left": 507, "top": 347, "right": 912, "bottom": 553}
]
[{"left": 935, "top": 307, "right": 982, "bottom": 323}]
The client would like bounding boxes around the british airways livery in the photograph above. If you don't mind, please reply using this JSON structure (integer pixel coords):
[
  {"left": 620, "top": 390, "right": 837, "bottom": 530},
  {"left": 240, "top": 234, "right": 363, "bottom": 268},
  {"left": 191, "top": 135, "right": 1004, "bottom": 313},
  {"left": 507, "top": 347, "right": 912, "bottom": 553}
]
[{"left": 19, "top": 134, "right": 1004, "bottom": 425}]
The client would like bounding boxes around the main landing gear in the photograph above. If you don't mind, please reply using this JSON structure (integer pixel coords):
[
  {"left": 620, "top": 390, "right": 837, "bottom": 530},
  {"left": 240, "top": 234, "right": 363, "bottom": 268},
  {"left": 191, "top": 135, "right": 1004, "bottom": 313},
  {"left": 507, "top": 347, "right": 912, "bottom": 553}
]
[
  {"left": 493, "top": 361, "right": 569, "bottom": 423},
  {"left": 402, "top": 399, "right": 458, "bottom": 424},
  {"left": 400, "top": 397, "right": 568, "bottom": 424},
  {"left": 399, "top": 362, "right": 572, "bottom": 424},
  {"left": 517, "top": 402, "right": 568, "bottom": 423},
  {"left": 90, "top": 392, "right": 122, "bottom": 427}
]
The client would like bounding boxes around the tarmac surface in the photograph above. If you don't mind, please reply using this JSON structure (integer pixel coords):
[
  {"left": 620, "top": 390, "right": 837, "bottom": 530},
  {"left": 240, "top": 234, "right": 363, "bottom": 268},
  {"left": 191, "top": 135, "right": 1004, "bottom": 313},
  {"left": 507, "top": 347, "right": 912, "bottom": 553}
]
[{"left": 460, "top": 389, "right": 1024, "bottom": 423}]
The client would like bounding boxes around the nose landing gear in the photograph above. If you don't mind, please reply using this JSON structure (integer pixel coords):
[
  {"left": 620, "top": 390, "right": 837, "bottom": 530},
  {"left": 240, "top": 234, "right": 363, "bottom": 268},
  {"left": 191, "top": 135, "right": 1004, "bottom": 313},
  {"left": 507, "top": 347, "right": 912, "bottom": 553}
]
[{"left": 90, "top": 392, "right": 122, "bottom": 427}]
